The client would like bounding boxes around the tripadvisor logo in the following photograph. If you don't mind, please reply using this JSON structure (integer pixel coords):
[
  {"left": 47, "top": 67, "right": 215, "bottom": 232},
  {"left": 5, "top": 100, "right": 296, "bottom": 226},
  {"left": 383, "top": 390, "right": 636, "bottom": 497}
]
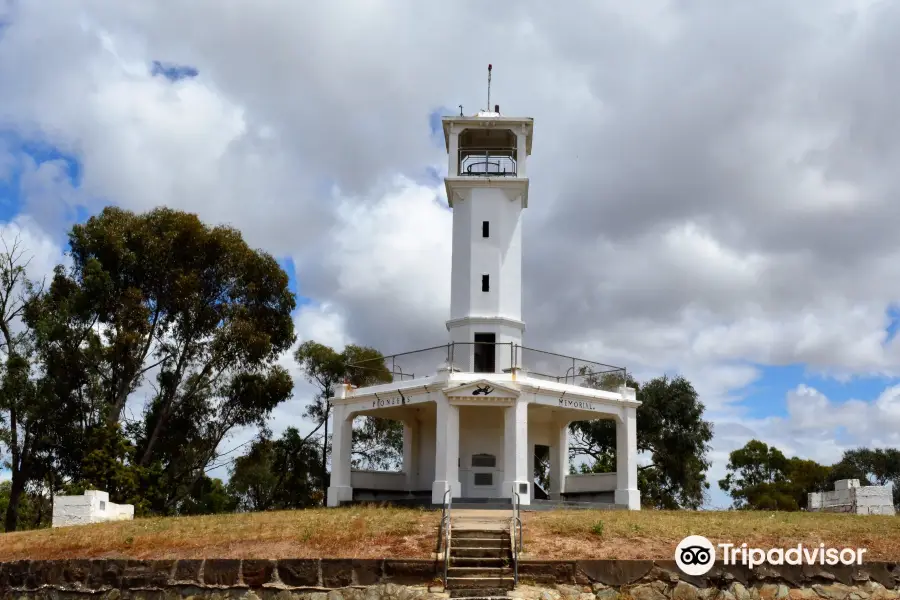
[
  {"left": 675, "top": 535, "right": 716, "bottom": 576},
  {"left": 675, "top": 536, "right": 868, "bottom": 575}
]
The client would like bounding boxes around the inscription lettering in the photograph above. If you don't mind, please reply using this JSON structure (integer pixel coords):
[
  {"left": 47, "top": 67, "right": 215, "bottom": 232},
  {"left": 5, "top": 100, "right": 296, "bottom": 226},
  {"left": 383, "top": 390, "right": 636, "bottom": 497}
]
[
  {"left": 558, "top": 398, "right": 597, "bottom": 411},
  {"left": 372, "top": 396, "right": 406, "bottom": 409}
]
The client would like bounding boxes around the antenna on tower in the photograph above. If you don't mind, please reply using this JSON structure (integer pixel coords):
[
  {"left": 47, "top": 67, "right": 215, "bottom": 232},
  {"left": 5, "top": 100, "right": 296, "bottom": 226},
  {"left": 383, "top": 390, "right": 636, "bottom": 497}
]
[
  {"left": 459, "top": 104, "right": 463, "bottom": 116},
  {"left": 487, "top": 64, "right": 492, "bottom": 112}
]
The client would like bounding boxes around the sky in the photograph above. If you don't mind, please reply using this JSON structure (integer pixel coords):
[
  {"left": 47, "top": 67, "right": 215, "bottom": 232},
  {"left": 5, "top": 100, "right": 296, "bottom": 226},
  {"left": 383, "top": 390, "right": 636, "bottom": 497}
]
[{"left": 2, "top": 0, "right": 900, "bottom": 510}]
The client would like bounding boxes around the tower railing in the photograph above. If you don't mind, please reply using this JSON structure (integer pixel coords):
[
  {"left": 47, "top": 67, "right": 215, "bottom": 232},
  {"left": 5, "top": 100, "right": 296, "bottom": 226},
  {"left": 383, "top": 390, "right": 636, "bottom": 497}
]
[
  {"left": 345, "top": 342, "right": 627, "bottom": 392},
  {"left": 457, "top": 148, "right": 517, "bottom": 176}
]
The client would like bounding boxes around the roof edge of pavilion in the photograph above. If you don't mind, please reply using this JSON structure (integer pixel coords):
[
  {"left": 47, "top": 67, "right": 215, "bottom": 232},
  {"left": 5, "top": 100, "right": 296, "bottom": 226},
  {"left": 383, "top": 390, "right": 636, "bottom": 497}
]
[{"left": 332, "top": 369, "right": 639, "bottom": 409}]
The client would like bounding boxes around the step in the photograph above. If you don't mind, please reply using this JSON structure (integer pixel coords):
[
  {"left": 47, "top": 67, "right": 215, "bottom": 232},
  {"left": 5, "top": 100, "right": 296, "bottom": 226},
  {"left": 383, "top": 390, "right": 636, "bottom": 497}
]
[
  {"left": 451, "top": 547, "right": 510, "bottom": 559},
  {"left": 448, "top": 567, "right": 513, "bottom": 578},
  {"left": 448, "top": 589, "right": 512, "bottom": 598},
  {"left": 450, "top": 557, "right": 508, "bottom": 567},
  {"left": 446, "top": 576, "right": 515, "bottom": 590},
  {"left": 452, "top": 530, "right": 510, "bottom": 540},
  {"left": 452, "top": 537, "right": 509, "bottom": 548}
]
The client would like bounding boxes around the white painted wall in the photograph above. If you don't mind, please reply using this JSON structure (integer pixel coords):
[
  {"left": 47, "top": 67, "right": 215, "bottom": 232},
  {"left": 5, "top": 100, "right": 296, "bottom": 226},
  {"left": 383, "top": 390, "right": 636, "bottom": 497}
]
[
  {"left": 52, "top": 490, "right": 134, "bottom": 528},
  {"left": 458, "top": 406, "right": 505, "bottom": 497},
  {"left": 565, "top": 472, "right": 617, "bottom": 493},
  {"left": 448, "top": 187, "right": 524, "bottom": 327},
  {"left": 350, "top": 470, "right": 407, "bottom": 490},
  {"left": 417, "top": 414, "right": 437, "bottom": 490},
  {"left": 808, "top": 479, "right": 895, "bottom": 515}
]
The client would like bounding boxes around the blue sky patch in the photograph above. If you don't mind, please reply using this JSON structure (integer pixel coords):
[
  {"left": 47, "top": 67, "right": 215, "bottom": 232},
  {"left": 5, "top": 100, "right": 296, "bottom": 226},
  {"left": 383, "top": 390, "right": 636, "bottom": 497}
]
[
  {"left": 150, "top": 60, "right": 199, "bottom": 82},
  {"left": 429, "top": 107, "right": 455, "bottom": 147},
  {"left": 884, "top": 304, "right": 900, "bottom": 345},
  {"left": 737, "top": 363, "right": 897, "bottom": 420},
  {"left": 0, "top": 132, "right": 84, "bottom": 230},
  {"left": 278, "top": 256, "right": 312, "bottom": 308}
]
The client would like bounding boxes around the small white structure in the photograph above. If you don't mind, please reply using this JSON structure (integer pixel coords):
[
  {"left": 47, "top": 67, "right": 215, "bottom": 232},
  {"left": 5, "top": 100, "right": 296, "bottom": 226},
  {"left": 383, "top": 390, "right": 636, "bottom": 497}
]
[
  {"left": 326, "top": 99, "right": 641, "bottom": 510},
  {"left": 808, "top": 479, "right": 896, "bottom": 515},
  {"left": 52, "top": 490, "right": 135, "bottom": 528}
]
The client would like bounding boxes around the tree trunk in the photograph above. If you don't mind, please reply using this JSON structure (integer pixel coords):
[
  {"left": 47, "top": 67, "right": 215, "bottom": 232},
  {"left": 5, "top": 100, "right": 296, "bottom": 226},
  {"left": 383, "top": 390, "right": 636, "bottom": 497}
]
[
  {"left": 321, "top": 402, "right": 329, "bottom": 506},
  {"left": 4, "top": 471, "right": 26, "bottom": 533}
]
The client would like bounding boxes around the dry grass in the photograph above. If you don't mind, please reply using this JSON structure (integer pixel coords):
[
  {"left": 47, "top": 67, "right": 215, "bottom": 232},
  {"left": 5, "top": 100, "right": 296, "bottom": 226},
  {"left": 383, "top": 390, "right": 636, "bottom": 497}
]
[
  {"left": 522, "top": 509, "right": 900, "bottom": 561},
  {"left": 0, "top": 507, "right": 437, "bottom": 561},
  {"left": 2, "top": 507, "right": 899, "bottom": 561}
]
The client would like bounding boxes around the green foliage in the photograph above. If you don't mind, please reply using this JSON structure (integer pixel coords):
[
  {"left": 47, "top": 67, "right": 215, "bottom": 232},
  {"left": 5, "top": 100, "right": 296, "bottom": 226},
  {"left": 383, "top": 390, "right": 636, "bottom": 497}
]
[
  {"left": 80, "top": 424, "right": 142, "bottom": 506},
  {"left": 352, "top": 417, "right": 403, "bottom": 471},
  {"left": 718, "top": 440, "right": 836, "bottom": 510},
  {"left": 786, "top": 457, "right": 832, "bottom": 509},
  {"left": 590, "top": 520, "right": 604, "bottom": 536},
  {"left": 0, "top": 207, "right": 298, "bottom": 529},
  {"left": 40, "top": 207, "right": 294, "bottom": 515},
  {"left": 0, "top": 481, "right": 51, "bottom": 531},
  {"left": 719, "top": 441, "right": 900, "bottom": 511},
  {"left": 178, "top": 477, "right": 238, "bottom": 516},
  {"left": 294, "top": 341, "right": 395, "bottom": 495},
  {"left": 533, "top": 445, "right": 550, "bottom": 492},
  {"left": 571, "top": 374, "right": 714, "bottom": 510},
  {"left": 719, "top": 439, "right": 794, "bottom": 510},
  {"left": 829, "top": 448, "right": 900, "bottom": 506},
  {"left": 0, "top": 235, "right": 58, "bottom": 532},
  {"left": 228, "top": 428, "right": 323, "bottom": 511}
]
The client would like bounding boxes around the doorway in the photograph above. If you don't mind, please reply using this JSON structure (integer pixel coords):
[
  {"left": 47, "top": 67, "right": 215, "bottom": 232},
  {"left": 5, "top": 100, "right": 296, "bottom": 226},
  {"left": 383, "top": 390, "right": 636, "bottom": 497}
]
[{"left": 473, "top": 333, "right": 496, "bottom": 373}]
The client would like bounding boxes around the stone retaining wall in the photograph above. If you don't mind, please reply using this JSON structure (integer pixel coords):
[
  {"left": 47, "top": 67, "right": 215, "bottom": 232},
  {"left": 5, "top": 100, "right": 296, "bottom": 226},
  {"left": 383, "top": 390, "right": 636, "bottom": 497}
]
[{"left": 2, "top": 559, "right": 899, "bottom": 599}]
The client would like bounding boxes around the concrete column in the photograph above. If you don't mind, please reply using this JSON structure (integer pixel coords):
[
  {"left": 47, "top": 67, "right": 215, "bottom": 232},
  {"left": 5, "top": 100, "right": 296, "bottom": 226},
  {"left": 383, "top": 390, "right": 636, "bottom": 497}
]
[
  {"left": 615, "top": 406, "right": 640, "bottom": 510},
  {"left": 403, "top": 419, "right": 419, "bottom": 492},
  {"left": 448, "top": 128, "right": 460, "bottom": 176},
  {"left": 549, "top": 420, "right": 569, "bottom": 500},
  {"left": 432, "top": 397, "right": 461, "bottom": 504},
  {"left": 503, "top": 400, "right": 530, "bottom": 504},
  {"left": 516, "top": 130, "right": 527, "bottom": 176},
  {"left": 326, "top": 403, "right": 354, "bottom": 507}
]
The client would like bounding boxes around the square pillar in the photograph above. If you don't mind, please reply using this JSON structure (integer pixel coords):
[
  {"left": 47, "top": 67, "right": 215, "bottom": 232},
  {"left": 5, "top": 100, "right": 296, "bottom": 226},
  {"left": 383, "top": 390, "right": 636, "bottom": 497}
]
[
  {"left": 549, "top": 420, "right": 569, "bottom": 500},
  {"left": 403, "top": 419, "right": 419, "bottom": 492},
  {"left": 326, "top": 403, "right": 354, "bottom": 507},
  {"left": 432, "top": 397, "right": 461, "bottom": 504},
  {"left": 503, "top": 400, "right": 530, "bottom": 504},
  {"left": 615, "top": 405, "right": 640, "bottom": 510},
  {"left": 516, "top": 130, "right": 527, "bottom": 176},
  {"left": 448, "top": 127, "right": 460, "bottom": 176}
]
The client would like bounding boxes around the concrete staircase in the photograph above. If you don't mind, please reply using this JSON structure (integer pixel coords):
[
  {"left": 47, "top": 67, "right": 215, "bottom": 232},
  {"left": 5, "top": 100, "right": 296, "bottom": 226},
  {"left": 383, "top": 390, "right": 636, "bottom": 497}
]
[{"left": 444, "top": 510, "right": 515, "bottom": 598}]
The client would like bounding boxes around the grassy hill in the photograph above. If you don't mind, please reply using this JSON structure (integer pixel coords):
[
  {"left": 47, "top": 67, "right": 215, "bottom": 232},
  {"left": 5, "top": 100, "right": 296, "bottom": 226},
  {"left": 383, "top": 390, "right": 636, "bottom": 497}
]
[{"left": 1, "top": 507, "right": 898, "bottom": 561}]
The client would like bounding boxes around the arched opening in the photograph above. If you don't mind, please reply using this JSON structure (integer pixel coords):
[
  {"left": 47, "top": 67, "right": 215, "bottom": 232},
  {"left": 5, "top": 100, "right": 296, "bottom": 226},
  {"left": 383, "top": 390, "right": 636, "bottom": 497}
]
[{"left": 567, "top": 418, "right": 618, "bottom": 504}]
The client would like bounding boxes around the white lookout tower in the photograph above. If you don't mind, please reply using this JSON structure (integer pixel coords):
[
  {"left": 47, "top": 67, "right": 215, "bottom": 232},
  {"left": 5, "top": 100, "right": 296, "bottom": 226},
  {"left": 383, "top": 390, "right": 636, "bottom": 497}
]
[
  {"left": 443, "top": 98, "right": 532, "bottom": 374},
  {"left": 326, "top": 68, "right": 640, "bottom": 510}
]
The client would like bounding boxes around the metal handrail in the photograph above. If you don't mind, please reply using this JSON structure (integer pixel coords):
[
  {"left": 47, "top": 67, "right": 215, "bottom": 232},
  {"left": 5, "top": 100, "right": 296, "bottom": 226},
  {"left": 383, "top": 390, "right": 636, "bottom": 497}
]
[
  {"left": 344, "top": 341, "right": 628, "bottom": 387},
  {"left": 437, "top": 487, "right": 450, "bottom": 554},
  {"left": 458, "top": 148, "right": 518, "bottom": 177},
  {"left": 511, "top": 484, "right": 523, "bottom": 585},
  {"left": 442, "top": 488, "right": 452, "bottom": 588}
]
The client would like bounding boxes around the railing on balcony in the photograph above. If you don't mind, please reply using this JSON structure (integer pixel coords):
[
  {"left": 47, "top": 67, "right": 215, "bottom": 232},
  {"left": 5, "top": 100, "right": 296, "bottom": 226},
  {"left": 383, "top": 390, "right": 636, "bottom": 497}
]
[
  {"left": 458, "top": 148, "right": 517, "bottom": 176},
  {"left": 345, "top": 342, "right": 627, "bottom": 393}
]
